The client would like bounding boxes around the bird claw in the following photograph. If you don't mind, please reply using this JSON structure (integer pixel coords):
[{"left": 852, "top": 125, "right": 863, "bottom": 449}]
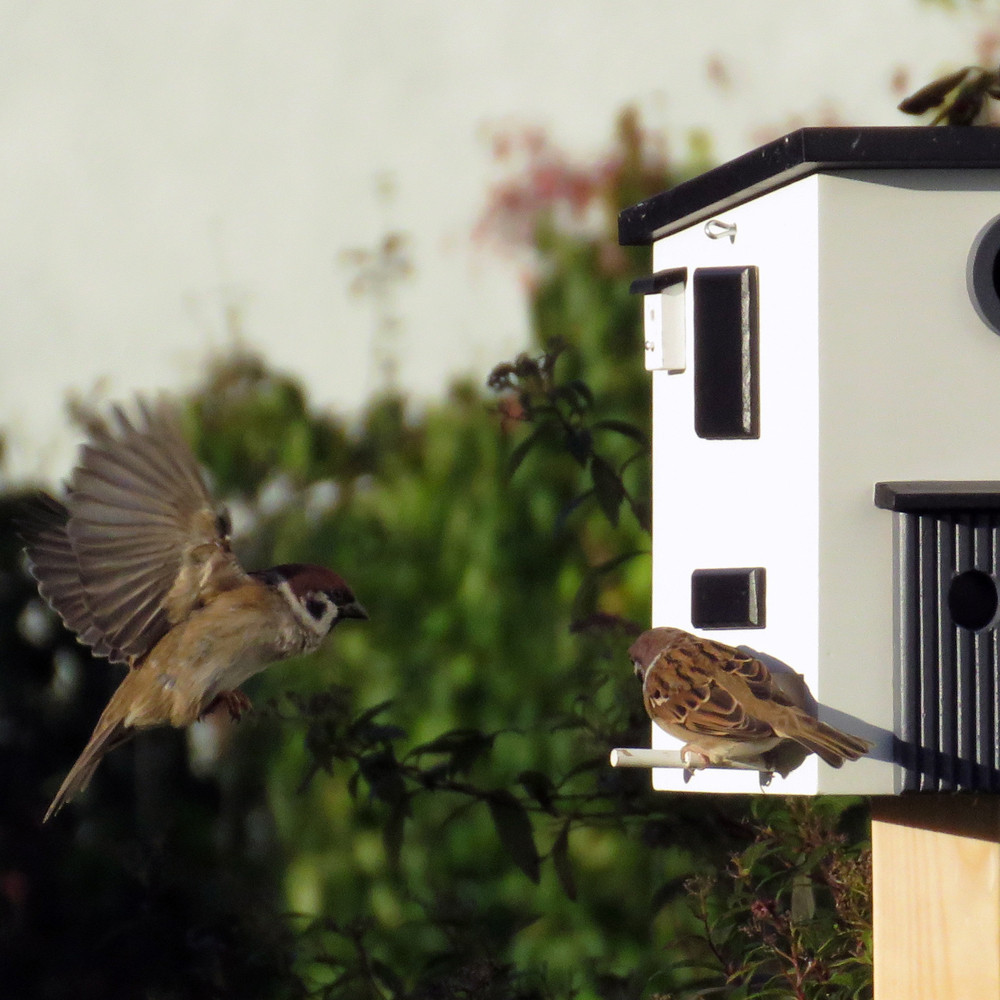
[
  {"left": 681, "top": 746, "right": 710, "bottom": 783},
  {"left": 201, "top": 689, "right": 253, "bottom": 722}
]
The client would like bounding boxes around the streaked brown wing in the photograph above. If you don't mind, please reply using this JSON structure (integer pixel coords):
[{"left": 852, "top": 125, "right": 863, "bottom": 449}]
[
  {"left": 714, "top": 642, "right": 799, "bottom": 710},
  {"left": 24, "top": 398, "right": 248, "bottom": 666},
  {"left": 18, "top": 493, "right": 120, "bottom": 661},
  {"left": 643, "top": 640, "right": 777, "bottom": 742}
]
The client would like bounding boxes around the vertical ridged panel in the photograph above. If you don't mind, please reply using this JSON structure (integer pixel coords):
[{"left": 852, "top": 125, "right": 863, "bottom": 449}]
[
  {"left": 975, "top": 514, "right": 999, "bottom": 790},
  {"left": 918, "top": 515, "right": 939, "bottom": 789},
  {"left": 961, "top": 514, "right": 982, "bottom": 788},
  {"left": 895, "top": 513, "right": 920, "bottom": 790},
  {"left": 937, "top": 516, "right": 957, "bottom": 790},
  {"left": 897, "top": 509, "right": 1000, "bottom": 791}
]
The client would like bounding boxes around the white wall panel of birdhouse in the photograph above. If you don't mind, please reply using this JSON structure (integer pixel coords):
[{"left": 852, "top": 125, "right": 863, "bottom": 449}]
[
  {"left": 815, "top": 170, "right": 1000, "bottom": 794},
  {"left": 648, "top": 176, "right": 829, "bottom": 794}
]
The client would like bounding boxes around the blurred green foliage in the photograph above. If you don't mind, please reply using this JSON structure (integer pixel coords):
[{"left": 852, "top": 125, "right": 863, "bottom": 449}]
[{"left": 0, "top": 110, "right": 870, "bottom": 999}]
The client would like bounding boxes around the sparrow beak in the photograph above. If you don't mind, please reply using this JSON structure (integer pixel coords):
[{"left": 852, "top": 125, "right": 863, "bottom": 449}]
[{"left": 339, "top": 601, "right": 369, "bottom": 622}]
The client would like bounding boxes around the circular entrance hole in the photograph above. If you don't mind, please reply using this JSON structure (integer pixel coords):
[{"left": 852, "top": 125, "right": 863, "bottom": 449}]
[
  {"left": 948, "top": 569, "right": 1000, "bottom": 631},
  {"left": 968, "top": 214, "right": 1000, "bottom": 335}
]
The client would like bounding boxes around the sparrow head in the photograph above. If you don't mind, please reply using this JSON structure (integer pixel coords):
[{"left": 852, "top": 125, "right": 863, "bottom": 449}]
[
  {"left": 628, "top": 627, "right": 689, "bottom": 681},
  {"left": 256, "top": 563, "right": 368, "bottom": 639}
]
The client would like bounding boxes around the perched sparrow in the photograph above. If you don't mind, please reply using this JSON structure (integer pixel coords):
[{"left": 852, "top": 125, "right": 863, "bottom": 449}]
[
  {"left": 897, "top": 64, "right": 1000, "bottom": 126},
  {"left": 629, "top": 628, "right": 870, "bottom": 777},
  {"left": 20, "top": 399, "right": 367, "bottom": 820}
]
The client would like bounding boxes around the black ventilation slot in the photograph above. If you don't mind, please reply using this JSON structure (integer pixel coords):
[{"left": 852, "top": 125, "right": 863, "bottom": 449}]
[
  {"left": 691, "top": 567, "right": 766, "bottom": 629},
  {"left": 693, "top": 266, "right": 759, "bottom": 440}
]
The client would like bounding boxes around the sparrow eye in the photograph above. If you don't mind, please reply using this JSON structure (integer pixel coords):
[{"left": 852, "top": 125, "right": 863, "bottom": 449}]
[{"left": 305, "top": 596, "right": 329, "bottom": 620}]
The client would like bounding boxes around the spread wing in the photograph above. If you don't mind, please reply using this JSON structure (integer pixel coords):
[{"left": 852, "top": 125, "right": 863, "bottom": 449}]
[
  {"left": 642, "top": 635, "right": 790, "bottom": 743},
  {"left": 20, "top": 398, "right": 249, "bottom": 666},
  {"left": 18, "top": 493, "right": 118, "bottom": 660}
]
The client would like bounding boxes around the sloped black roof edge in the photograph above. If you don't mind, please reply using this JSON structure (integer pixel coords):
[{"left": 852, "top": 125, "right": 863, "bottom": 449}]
[
  {"left": 874, "top": 481, "right": 1000, "bottom": 512},
  {"left": 619, "top": 126, "right": 1000, "bottom": 246}
]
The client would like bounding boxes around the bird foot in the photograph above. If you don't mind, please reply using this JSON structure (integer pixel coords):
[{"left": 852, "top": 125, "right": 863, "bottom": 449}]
[
  {"left": 202, "top": 689, "right": 253, "bottom": 722},
  {"left": 680, "top": 746, "right": 711, "bottom": 783}
]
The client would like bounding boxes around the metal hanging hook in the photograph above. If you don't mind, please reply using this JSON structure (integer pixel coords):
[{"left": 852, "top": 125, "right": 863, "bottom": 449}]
[{"left": 704, "top": 218, "right": 737, "bottom": 243}]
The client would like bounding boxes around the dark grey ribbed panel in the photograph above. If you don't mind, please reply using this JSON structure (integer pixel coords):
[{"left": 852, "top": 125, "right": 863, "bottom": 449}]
[{"left": 895, "top": 510, "right": 1000, "bottom": 791}]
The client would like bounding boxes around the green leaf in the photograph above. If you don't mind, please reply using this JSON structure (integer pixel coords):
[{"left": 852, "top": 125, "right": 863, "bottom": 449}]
[
  {"left": 650, "top": 876, "right": 691, "bottom": 911},
  {"left": 409, "top": 728, "right": 496, "bottom": 774},
  {"left": 592, "top": 418, "right": 648, "bottom": 447},
  {"left": 518, "top": 770, "right": 556, "bottom": 814},
  {"left": 628, "top": 494, "right": 652, "bottom": 533},
  {"left": 409, "top": 727, "right": 490, "bottom": 756},
  {"left": 564, "top": 378, "right": 595, "bottom": 409},
  {"left": 486, "top": 791, "right": 540, "bottom": 883},
  {"left": 382, "top": 795, "right": 410, "bottom": 871},
  {"left": 571, "top": 549, "right": 647, "bottom": 621},
  {"left": 550, "top": 385, "right": 585, "bottom": 415},
  {"left": 506, "top": 426, "right": 543, "bottom": 479},
  {"left": 571, "top": 573, "right": 600, "bottom": 620},
  {"left": 590, "top": 454, "right": 625, "bottom": 526},
  {"left": 370, "top": 958, "right": 406, "bottom": 997},
  {"left": 555, "top": 489, "right": 594, "bottom": 534},
  {"left": 359, "top": 749, "right": 407, "bottom": 807},
  {"left": 565, "top": 427, "right": 593, "bottom": 466},
  {"left": 790, "top": 872, "right": 817, "bottom": 923},
  {"left": 736, "top": 840, "right": 772, "bottom": 877},
  {"left": 551, "top": 821, "right": 576, "bottom": 900},
  {"left": 589, "top": 549, "right": 648, "bottom": 575},
  {"left": 562, "top": 755, "right": 606, "bottom": 781},
  {"left": 349, "top": 699, "right": 396, "bottom": 731}
]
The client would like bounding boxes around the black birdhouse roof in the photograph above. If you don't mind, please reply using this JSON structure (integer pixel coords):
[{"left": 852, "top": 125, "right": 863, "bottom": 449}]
[{"left": 618, "top": 126, "right": 1000, "bottom": 246}]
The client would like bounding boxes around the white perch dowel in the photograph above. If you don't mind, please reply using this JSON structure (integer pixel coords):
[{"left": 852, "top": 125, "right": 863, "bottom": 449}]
[
  {"left": 608, "top": 747, "right": 771, "bottom": 772},
  {"left": 610, "top": 748, "right": 686, "bottom": 769}
]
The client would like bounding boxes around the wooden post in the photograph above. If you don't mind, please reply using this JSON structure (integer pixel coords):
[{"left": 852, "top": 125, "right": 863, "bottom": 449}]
[{"left": 872, "top": 795, "right": 1000, "bottom": 998}]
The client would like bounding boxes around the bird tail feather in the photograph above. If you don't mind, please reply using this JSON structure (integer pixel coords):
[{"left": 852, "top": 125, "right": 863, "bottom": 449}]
[
  {"left": 790, "top": 719, "right": 872, "bottom": 769},
  {"left": 44, "top": 719, "right": 132, "bottom": 822}
]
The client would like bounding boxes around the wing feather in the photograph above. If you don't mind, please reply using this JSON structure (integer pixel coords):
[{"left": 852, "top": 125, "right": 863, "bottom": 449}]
[
  {"left": 18, "top": 494, "right": 121, "bottom": 662},
  {"left": 20, "top": 397, "right": 249, "bottom": 667},
  {"left": 643, "top": 640, "right": 779, "bottom": 742}
]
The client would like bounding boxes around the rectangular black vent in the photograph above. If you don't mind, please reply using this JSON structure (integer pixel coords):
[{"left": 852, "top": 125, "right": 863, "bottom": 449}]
[
  {"left": 691, "top": 567, "right": 766, "bottom": 629},
  {"left": 693, "top": 266, "right": 759, "bottom": 439}
]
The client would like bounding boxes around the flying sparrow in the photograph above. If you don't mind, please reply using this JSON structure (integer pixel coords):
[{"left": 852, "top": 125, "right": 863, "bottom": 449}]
[
  {"left": 629, "top": 628, "right": 870, "bottom": 778},
  {"left": 19, "top": 399, "right": 368, "bottom": 821}
]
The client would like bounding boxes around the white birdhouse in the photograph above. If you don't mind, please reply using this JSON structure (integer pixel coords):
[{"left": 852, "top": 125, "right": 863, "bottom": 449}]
[{"left": 618, "top": 126, "right": 1000, "bottom": 795}]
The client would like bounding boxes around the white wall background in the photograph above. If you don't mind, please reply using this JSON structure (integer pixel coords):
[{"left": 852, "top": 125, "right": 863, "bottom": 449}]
[{"left": 0, "top": 0, "right": 991, "bottom": 482}]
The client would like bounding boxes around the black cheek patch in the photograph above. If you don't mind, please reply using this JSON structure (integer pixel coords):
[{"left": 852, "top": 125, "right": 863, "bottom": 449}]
[{"left": 305, "top": 597, "right": 327, "bottom": 620}]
